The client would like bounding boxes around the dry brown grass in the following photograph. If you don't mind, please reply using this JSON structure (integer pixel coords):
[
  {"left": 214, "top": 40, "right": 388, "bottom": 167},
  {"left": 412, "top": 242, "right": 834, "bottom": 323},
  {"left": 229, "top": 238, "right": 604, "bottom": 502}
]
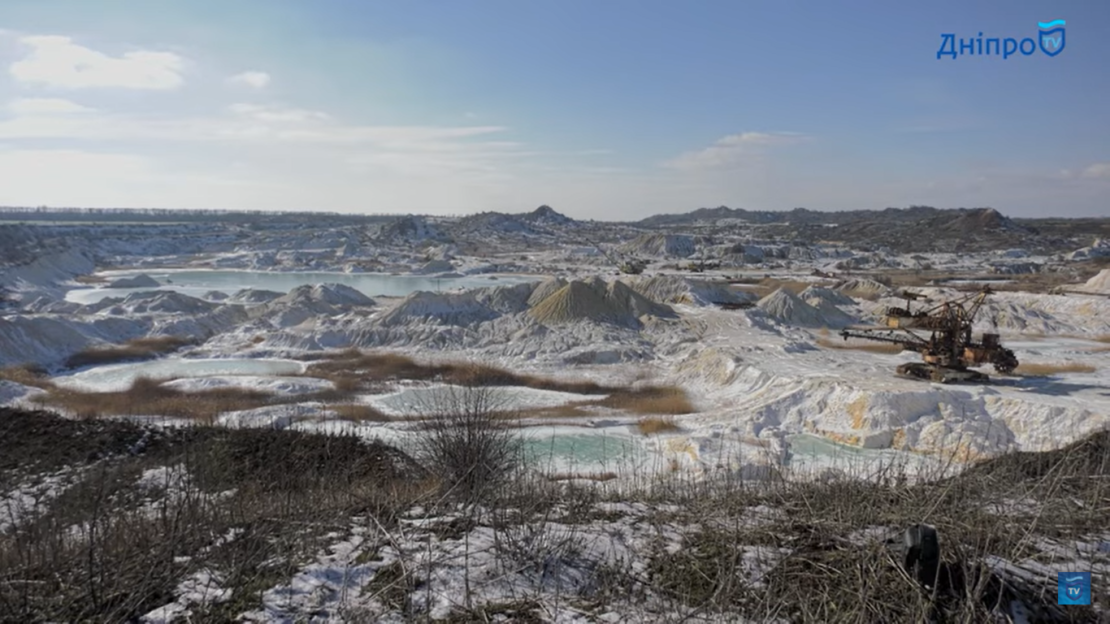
[
  {"left": 0, "top": 363, "right": 54, "bottom": 390},
  {"left": 304, "top": 350, "right": 608, "bottom": 395},
  {"left": 636, "top": 416, "right": 681, "bottom": 435},
  {"left": 32, "top": 376, "right": 275, "bottom": 422},
  {"left": 1013, "top": 362, "right": 1097, "bottom": 376},
  {"left": 330, "top": 403, "right": 391, "bottom": 422},
  {"left": 598, "top": 386, "right": 693, "bottom": 415},
  {"left": 503, "top": 386, "right": 694, "bottom": 419},
  {"left": 815, "top": 336, "right": 904, "bottom": 354},
  {"left": 64, "top": 336, "right": 193, "bottom": 369}
]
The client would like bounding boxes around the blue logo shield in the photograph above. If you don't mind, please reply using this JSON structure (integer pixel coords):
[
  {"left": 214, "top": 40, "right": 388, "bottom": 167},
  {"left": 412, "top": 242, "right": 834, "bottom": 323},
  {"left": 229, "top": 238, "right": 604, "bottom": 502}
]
[
  {"left": 1058, "top": 572, "right": 1090, "bottom": 605},
  {"left": 1038, "top": 21, "right": 1066, "bottom": 56}
]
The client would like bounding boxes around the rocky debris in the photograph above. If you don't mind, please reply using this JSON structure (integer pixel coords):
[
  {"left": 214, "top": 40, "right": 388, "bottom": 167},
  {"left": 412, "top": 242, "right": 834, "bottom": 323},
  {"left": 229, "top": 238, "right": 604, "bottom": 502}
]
[
  {"left": 425, "top": 244, "right": 458, "bottom": 261},
  {"left": 835, "top": 278, "right": 892, "bottom": 298},
  {"left": 378, "top": 291, "right": 500, "bottom": 327},
  {"left": 799, "top": 285, "right": 856, "bottom": 307},
  {"left": 629, "top": 274, "right": 753, "bottom": 306},
  {"left": 620, "top": 233, "right": 696, "bottom": 258},
  {"left": 22, "top": 296, "right": 81, "bottom": 315},
  {"left": 274, "top": 284, "right": 374, "bottom": 309},
  {"left": 414, "top": 259, "right": 456, "bottom": 275},
  {"left": 203, "top": 290, "right": 230, "bottom": 302},
  {"left": 115, "top": 291, "right": 217, "bottom": 316},
  {"left": 455, "top": 212, "right": 539, "bottom": 236},
  {"left": 452, "top": 205, "right": 574, "bottom": 239},
  {"left": 227, "top": 289, "right": 285, "bottom": 304},
  {"left": 471, "top": 281, "right": 538, "bottom": 315},
  {"left": 260, "top": 284, "right": 375, "bottom": 327},
  {"left": 105, "top": 274, "right": 160, "bottom": 289},
  {"left": 1068, "top": 239, "right": 1110, "bottom": 261},
  {"left": 757, "top": 288, "right": 852, "bottom": 328},
  {"left": 376, "top": 215, "right": 450, "bottom": 245}
]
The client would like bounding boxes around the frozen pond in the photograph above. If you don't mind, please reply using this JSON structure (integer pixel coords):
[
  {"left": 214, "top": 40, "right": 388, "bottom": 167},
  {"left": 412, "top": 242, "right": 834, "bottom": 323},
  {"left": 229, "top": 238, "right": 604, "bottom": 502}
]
[
  {"left": 785, "top": 434, "right": 941, "bottom": 477},
  {"left": 65, "top": 269, "right": 538, "bottom": 304},
  {"left": 521, "top": 428, "right": 650, "bottom": 473},
  {"left": 52, "top": 358, "right": 306, "bottom": 392},
  {"left": 363, "top": 384, "right": 604, "bottom": 417}
]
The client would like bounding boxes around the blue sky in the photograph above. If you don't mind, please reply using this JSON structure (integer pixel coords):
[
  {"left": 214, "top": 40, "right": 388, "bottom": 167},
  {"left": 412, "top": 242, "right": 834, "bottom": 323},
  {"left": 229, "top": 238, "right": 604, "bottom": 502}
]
[{"left": 0, "top": 0, "right": 1106, "bottom": 218}]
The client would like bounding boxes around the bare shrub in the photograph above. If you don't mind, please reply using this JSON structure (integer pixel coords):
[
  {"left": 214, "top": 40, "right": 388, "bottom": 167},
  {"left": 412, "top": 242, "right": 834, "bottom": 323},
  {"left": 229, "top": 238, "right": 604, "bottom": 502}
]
[{"left": 409, "top": 383, "right": 523, "bottom": 503}]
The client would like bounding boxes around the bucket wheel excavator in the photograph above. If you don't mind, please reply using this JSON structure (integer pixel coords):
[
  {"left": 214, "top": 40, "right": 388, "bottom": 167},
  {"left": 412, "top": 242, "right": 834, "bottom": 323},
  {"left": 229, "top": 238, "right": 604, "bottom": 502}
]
[{"left": 838, "top": 287, "right": 1018, "bottom": 383}]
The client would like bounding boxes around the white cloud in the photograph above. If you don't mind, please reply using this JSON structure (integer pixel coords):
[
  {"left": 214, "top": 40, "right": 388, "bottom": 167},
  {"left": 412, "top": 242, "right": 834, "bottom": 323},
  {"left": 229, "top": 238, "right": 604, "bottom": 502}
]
[
  {"left": 7, "top": 97, "right": 94, "bottom": 115},
  {"left": 228, "top": 103, "right": 329, "bottom": 123},
  {"left": 0, "top": 104, "right": 509, "bottom": 149},
  {"left": 227, "top": 71, "right": 271, "bottom": 89},
  {"left": 1081, "top": 163, "right": 1110, "bottom": 179},
  {"left": 664, "top": 131, "right": 808, "bottom": 171},
  {"left": 10, "top": 35, "right": 185, "bottom": 90}
]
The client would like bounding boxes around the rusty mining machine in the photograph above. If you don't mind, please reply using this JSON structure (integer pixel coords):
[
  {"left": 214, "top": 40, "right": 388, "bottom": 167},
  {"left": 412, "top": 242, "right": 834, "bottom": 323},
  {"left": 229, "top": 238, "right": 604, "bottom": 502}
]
[{"left": 838, "top": 287, "right": 1019, "bottom": 383}]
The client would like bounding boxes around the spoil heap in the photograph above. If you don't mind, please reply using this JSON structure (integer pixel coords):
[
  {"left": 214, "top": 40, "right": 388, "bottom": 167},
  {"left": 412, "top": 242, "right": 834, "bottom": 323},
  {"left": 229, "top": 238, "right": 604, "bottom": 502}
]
[
  {"left": 757, "top": 288, "right": 836, "bottom": 328},
  {"left": 528, "top": 278, "right": 675, "bottom": 328},
  {"left": 1079, "top": 268, "right": 1110, "bottom": 294},
  {"left": 630, "top": 274, "right": 753, "bottom": 306}
]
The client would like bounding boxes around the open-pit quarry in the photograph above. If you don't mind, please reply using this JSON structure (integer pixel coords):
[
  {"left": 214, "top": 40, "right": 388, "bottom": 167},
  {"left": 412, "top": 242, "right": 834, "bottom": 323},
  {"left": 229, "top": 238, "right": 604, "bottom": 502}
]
[
  {"left": 4, "top": 211, "right": 1109, "bottom": 482},
  {"left": 3, "top": 209, "right": 1110, "bottom": 622}
]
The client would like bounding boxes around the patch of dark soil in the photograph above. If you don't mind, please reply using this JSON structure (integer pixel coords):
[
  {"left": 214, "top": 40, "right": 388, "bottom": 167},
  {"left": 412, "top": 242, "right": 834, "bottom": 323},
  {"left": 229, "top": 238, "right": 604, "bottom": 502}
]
[{"left": 0, "top": 407, "right": 168, "bottom": 483}]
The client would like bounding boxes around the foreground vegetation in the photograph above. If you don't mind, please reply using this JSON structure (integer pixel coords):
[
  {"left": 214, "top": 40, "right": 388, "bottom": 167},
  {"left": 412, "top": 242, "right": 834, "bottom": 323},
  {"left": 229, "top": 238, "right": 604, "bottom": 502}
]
[{"left": 1, "top": 397, "right": 1106, "bottom": 622}]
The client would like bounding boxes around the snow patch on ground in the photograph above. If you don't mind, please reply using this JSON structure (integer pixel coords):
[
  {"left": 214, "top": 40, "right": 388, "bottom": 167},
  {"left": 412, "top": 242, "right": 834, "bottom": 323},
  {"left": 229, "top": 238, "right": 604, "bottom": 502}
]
[{"left": 162, "top": 375, "right": 334, "bottom": 395}]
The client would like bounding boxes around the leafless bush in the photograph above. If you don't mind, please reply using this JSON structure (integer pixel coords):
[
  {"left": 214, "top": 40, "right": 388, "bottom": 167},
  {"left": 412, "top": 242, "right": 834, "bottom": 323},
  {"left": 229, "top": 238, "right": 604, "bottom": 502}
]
[{"left": 409, "top": 382, "right": 523, "bottom": 503}]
